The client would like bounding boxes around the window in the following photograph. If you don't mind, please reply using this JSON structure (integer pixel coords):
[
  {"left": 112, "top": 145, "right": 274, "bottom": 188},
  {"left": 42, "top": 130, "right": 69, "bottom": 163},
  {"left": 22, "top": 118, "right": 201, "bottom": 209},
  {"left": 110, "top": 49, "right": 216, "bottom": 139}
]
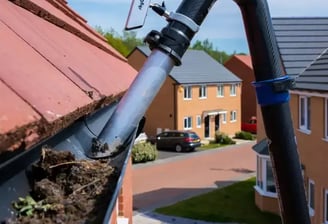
[
  {"left": 222, "top": 113, "right": 227, "bottom": 124},
  {"left": 184, "top": 86, "right": 192, "bottom": 100},
  {"left": 196, "top": 115, "right": 201, "bottom": 128},
  {"left": 325, "top": 98, "right": 328, "bottom": 139},
  {"left": 199, "top": 85, "right": 207, "bottom": 98},
  {"left": 255, "top": 155, "right": 277, "bottom": 197},
  {"left": 308, "top": 179, "right": 315, "bottom": 216},
  {"left": 184, "top": 117, "right": 192, "bottom": 129},
  {"left": 299, "top": 96, "right": 311, "bottom": 132},
  {"left": 324, "top": 189, "right": 328, "bottom": 223},
  {"left": 217, "top": 85, "right": 224, "bottom": 97},
  {"left": 230, "top": 110, "right": 237, "bottom": 122},
  {"left": 230, "top": 84, "right": 237, "bottom": 96}
]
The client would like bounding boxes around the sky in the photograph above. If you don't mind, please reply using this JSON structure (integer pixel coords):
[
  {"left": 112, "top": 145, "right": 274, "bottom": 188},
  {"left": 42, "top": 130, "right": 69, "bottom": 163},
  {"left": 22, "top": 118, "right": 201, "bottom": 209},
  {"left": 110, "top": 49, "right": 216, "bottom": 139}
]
[{"left": 67, "top": 0, "right": 328, "bottom": 54}]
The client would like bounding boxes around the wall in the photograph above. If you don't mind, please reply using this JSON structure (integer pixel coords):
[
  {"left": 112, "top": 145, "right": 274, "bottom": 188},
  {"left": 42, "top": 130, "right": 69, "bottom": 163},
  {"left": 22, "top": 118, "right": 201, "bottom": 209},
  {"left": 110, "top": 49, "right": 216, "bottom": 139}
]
[
  {"left": 109, "top": 158, "right": 133, "bottom": 224},
  {"left": 127, "top": 50, "right": 175, "bottom": 138},
  {"left": 290, "top": 93, "right": 328, "bottom": 224},
  {"left": 144, "top": 77, "right": 176, "bottom": 137},
  {"left": 255, "top": 191, "right": 280, "bottom": 215},
  {"left": 176, "top": 84, "right": 241, "bottom": 138},
  {"left": 225, "top": 57, "right": 256, "bottom": 123}
]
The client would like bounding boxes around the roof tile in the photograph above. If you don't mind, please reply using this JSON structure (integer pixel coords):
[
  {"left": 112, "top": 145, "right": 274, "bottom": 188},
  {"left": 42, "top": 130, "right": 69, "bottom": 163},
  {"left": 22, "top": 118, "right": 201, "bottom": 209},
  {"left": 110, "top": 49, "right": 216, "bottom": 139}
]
[
  {"left": 0, "top": 81, "right": 41, "bottom": 135},
  {"left": 273, "top": 17, "right": 328, "bottom": 77},
  {"left": 0, "top": 1, "right": 137, "bottom": 152},
  {"left": 0, "top": 19, "right": 92, "bottom": 122}
]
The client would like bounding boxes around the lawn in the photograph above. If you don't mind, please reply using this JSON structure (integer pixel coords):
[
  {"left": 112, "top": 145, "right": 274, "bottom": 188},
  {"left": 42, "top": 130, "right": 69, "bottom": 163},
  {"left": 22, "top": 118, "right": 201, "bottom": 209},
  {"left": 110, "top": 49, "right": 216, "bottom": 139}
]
[
  {"left": 155, "top": 178, "right": 282, "bottom": 224},
  {"left": 198, "top": 141, "right": 233, "bottom": 150}
]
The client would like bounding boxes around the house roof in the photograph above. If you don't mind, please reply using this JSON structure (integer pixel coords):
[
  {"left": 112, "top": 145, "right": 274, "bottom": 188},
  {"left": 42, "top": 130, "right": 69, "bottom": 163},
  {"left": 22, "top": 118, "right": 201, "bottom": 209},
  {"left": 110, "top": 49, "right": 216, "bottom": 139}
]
[
  {"left": 135, "top": 46, "right": 241, "bottom": 84},
  {"left": 228, "top": 55, "right": 253, "bottom": 70},
  {"left": 295, "top": 48, "right": 328, "bottom": 91},
  {"left": 272, "top": 17, "right": 328, "bottom": 77},
  {"left": 0, "top": 0, "right": 137, "bottom": 153}
]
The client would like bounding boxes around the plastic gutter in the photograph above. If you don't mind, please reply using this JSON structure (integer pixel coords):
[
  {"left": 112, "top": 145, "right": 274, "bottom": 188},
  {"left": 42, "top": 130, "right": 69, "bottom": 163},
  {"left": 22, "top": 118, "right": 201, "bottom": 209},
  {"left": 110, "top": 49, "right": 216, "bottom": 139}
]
[{"left": 0, "top": 101, "right": 136, "bottom": 224}]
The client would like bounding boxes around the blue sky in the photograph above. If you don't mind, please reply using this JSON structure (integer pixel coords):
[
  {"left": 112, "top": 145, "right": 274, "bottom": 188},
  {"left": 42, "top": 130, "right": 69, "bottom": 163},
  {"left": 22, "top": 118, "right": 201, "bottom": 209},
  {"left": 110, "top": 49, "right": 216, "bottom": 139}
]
[{"left": 67, "top": 0, "right": 328, "bottom": 54}]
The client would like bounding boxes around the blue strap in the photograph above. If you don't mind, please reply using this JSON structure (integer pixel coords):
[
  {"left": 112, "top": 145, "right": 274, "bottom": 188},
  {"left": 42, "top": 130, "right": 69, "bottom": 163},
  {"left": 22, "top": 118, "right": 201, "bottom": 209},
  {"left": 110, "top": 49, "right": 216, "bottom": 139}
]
[{"left": 252, "top": 76, "right": 292, "bottom": 106}]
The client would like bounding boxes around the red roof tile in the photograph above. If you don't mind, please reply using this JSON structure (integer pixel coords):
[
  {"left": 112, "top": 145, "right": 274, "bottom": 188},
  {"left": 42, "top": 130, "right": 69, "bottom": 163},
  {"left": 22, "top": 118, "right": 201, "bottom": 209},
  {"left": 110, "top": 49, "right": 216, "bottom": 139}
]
[
  {"left": 11, "top": 0, "right": 126, "bottom": 61},
  {"left": 0, "top": 82, "right": 41, "bottom": 135},
  {"left": 0, "top": 0, "right": 137, "bottom": 153}
]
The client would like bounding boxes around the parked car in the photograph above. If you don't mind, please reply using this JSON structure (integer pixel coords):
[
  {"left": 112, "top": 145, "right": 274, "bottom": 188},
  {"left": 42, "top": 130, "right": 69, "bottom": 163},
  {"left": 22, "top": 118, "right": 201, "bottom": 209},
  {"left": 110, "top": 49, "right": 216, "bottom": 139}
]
[
  {"left": 241, "top": 116, "right": 257, "bottom": 134},
  {"left": 154, "top": 130, "right": 201, "bottom": 152}
]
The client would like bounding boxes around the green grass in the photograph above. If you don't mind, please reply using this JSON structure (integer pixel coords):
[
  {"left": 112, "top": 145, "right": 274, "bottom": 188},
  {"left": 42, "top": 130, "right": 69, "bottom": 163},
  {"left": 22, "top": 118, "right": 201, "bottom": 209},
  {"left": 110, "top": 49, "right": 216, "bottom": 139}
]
[
  {"left": 198, "top": 141, "right": 228, "bottom": 150},
  {"left": 155, "top": 178, "right": 282, "bottom": 224}
]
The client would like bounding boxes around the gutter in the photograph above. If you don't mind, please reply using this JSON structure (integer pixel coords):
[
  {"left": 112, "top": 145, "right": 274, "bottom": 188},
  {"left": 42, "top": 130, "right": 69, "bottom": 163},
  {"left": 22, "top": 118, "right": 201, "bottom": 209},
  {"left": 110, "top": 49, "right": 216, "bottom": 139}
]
[{"left": 0, "top": 101, "right": 136, "bottom": 224}]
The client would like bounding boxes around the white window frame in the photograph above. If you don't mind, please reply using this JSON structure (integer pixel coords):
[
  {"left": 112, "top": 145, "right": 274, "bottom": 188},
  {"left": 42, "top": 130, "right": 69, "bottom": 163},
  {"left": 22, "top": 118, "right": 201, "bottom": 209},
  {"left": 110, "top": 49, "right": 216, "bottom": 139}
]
[
  {"left": 222, "top": 113, "right": 227, "bottom": 124},
  {"left": 230, "top": 110, "right": 237, "bottom": 122},
  {"left": 299, "top": 96, "right": 311, "bottom": 134},
  {"left": 324, "top": 189, "right": 328, "bottom": 224},
  {"left": 184, "top": 86, "right": 192, "bottom": 100},
  {"left": 196, "top": 115, "right": 201, "bottom": 128},
  {"left": 199, "top": 85, "right": 207, "bottom": 99},
  {"left": 254, "top": 155, "right": 277, "bottom": 198},
  {"left": 308, "top": 179, "right": 315, "bottom": 217},
  {"left": 230, "top": 84, "right": 237, "bottom": 96},
  {"left": 184, "top": 116, "right": 192, "bottom": 130},
  {"left": 325, "top": 98, "right": 328, "bottom": 140},
  {"left": 217, "top": 84, "right": 224, "bottom": 97}
]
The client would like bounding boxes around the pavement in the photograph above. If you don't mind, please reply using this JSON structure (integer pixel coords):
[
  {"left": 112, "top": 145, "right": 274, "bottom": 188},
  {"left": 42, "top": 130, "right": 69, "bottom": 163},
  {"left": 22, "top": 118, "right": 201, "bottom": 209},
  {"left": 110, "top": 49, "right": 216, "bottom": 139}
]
[{"left": 131, "top": 140, "right": 256, "bottom": 224}]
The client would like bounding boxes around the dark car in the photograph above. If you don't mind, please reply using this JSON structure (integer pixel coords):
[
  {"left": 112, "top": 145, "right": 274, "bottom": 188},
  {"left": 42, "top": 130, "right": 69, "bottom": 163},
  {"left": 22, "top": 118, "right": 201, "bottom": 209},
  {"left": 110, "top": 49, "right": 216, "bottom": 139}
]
[{"left": 155, "top": 130, "right": 201, "bottom": 152}]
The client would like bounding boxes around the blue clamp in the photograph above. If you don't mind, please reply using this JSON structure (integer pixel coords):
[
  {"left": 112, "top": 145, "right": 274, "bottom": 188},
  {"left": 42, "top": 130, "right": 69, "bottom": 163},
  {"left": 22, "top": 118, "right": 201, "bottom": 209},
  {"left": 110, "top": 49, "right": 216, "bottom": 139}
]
[{"left": 252, "top": 76, "right": 294, "bottom": 106}]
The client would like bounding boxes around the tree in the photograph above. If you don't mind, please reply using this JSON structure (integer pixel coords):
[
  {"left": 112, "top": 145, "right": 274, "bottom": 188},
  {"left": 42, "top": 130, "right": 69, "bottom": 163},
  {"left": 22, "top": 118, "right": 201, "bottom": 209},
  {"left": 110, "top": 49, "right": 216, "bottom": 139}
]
[
  {"left": 190, "top": 39, "right": 232, "bottom": 63},
  {"left": 94, "top": 26, "right": 144, "bottom": 57}
]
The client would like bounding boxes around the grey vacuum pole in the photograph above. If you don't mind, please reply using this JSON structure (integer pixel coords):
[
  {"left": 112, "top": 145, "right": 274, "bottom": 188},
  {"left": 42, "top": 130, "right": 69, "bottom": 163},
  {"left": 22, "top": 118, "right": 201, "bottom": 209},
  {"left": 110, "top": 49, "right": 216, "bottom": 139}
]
[
  {"left": 88, "top": 0, "right": 217, "bottom": 158},
  {"left": 235, "top": 0, "right": 310, "bottom": 223}
]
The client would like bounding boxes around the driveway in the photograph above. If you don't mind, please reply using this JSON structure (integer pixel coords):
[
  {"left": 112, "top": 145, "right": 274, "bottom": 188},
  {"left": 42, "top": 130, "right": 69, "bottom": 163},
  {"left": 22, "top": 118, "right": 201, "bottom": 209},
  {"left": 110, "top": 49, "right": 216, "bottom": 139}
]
[{"left": 132, "top": 141, "right": 256, "bottom": 212}]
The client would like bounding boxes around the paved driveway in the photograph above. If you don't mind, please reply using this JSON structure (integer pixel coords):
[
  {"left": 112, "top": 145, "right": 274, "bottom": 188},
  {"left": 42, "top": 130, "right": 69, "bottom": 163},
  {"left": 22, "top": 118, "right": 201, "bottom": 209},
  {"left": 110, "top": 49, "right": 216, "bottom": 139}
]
[{"left": 132, "top": 142, "right": 256, "bottom": 212}]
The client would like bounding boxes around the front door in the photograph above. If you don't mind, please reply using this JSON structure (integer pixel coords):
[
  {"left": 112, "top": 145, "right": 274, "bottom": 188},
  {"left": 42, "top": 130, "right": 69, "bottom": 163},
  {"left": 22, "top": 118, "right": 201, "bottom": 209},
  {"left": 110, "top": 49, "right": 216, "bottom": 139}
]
[{"left": 204, "top": 115, "right": 210, "bottom": 138}]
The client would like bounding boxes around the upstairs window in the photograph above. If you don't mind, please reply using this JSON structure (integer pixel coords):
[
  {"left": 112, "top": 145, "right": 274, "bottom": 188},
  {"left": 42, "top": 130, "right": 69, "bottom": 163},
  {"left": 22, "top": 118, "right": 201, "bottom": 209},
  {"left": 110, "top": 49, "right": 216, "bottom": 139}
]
[
  {"left": 217, "top": 85, "right": 224, "bottom": 97},
  {"left": 230, "top": 84, "right": 237, "bottom": 96},
  {"left": 199, "top": 85, "right": 207, "bottom": 99},
  {"left": 184, "top": 86, "right": 192, "bottom": 100},
  {"left": 299, "top": 96, "right": 311, "bottom": 132}
]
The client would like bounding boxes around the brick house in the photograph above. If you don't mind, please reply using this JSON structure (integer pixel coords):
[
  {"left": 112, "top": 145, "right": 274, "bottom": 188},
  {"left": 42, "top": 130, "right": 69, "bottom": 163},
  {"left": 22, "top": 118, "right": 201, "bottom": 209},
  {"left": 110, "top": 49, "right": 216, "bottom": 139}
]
[
  {"left": 253, "top": 18, "right": 328, "bottom": 222},
  {"left": 0, "top": 1, "right": 137, "bottom": 223},
  {"left": 224, "top": 55, "right": 256, "bottom": 124},
  {"left": 128, "top": 46, "right": 242, "bottom": 140}
]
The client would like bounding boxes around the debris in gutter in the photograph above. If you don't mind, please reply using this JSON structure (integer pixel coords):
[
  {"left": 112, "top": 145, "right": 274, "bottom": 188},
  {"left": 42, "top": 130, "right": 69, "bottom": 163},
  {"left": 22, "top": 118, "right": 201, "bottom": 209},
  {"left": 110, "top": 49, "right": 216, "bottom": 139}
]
[{"left": 4, "top": 147, "right": 118, "bottom": 224}]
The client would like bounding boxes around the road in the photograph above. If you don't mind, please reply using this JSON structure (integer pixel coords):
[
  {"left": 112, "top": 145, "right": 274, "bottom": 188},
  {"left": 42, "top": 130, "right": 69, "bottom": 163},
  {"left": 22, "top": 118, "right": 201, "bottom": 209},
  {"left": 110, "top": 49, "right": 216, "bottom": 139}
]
[{"left": 132, "top": 142, "right": 256, "bottom": 212}]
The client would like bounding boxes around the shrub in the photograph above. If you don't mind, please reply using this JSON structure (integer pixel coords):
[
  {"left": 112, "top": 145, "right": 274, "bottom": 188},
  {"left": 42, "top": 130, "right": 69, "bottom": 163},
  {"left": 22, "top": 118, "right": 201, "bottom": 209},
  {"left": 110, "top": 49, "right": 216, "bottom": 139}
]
[
  {"left": 234, "top": 131, "right": 255, "bottom": 140},
  {"left": 132, "top": 142, "right": 158, "bottom": 164},
  {"left": 215, "top": 131, "right": 236, "bottom": 145}
]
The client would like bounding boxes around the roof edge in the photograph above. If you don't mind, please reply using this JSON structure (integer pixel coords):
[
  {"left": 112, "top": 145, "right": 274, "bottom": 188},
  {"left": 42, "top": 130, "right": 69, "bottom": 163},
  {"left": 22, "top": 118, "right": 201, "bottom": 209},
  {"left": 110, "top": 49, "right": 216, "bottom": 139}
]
[{"left": 0, "top": 92, "right": 125, "bottom": 154}]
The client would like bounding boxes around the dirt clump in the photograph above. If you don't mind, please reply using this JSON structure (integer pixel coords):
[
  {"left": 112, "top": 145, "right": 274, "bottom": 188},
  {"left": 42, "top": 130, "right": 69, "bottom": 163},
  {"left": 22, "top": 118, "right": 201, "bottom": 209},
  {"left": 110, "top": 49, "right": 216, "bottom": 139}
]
[{"left": 8, "top": 148, "right": 118, "bottom": 224}]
